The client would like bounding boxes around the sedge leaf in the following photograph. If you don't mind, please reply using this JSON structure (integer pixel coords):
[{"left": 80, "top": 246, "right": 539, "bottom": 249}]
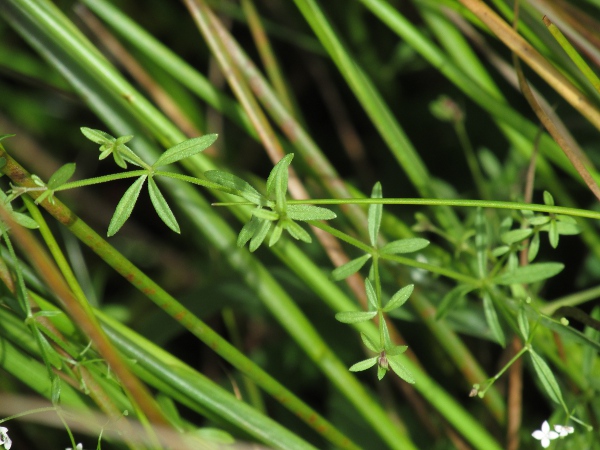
[
  {"left": 107, "top": 175, "right": 147, "bottom": 237},
  {"left": 349, "top": 357, "right": 378, "bottom": 372},
  {"left": 335, "top": 311, "right": 377, "bottom": 324},
  {"left": 331, "top": 254, "right": 371, "bottom": 281},
  {"left": 368, "top": 182, "right": 382, "bottom": 247},
  {"left": 286, "top": 204, "right": 336, "bottom": 221},
  {"left": 47, "top": 163, "right": 76, "bottom": 189},
  {"left": 380, "top": 238, "right": 429, "bottom": 255},
  {"left": 148, "top": 177, "right": 180, "bottom": 233},
  {"left": 495, "top": 262, "right": 564, "bottom": 285},
  {"left": 153, "top": 134, "right": 218, "bottom": 167},
  {"left": 529, "top": 349, "right": 563, "bottom": 404},
  {"left": 383, "top": 284, "right": 414, "bottom": 312}
]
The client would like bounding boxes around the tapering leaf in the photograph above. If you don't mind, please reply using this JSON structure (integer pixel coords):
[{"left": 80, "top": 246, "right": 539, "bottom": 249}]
[
  {"left": 549, "top": 219, "right": 559, "bottom": 248},
  {"left": 205, "top": 170, "right": 264, "bottom": 205},
  {"left": 483, "top": 293, "right": 505, "bottom": 347},
  {"left": 435, "top": 284, "right": 475, "bottom": 320},
  {"left": 528, "top": 232, "right": 540, "bottom": 262},
  {"left": 148, "top": 177, "right": 180, "bottom": 233},
  {"left": 529, "top": 349, "right": 563, "bottom": 404},
  {"left": 380, "top": 238, "right": 430, "bottom": 255},
  {"left": 285, "top": 220, "right": 311, "bottom": 243},
  {"left": 286, "top": 204, "right": 336, "bottom": 221},
  {"left": 383, "top": 284, "right": 414, "bottom": 312},
  {"left": 335, "top": 311, "right": 377, "bottom": 324},
  {"left": 501, "top": 228, "right": 532, "bottom": 245},
  {"left": 365, "top": 278, "right": 378, "bottom": 310},
  {"left": 269, "top": 222, "right": 284, "bottom": 247},
  {"left": 495, "top": 263, "right": 564, "bottom": 285},
  {"left": 388, "top": 357, "right": 415, "bottom": 384},
  {"left": 249, "top": 219, "right": 271, "bottom": 252},
  {"left": 107, "top": 175, "right": 147, "bottom": 237},
  {"left": 543, "top": 190, "right": 555, "bottom": 206},
  {"left": 266, "top": 154, "right": 293, "bottom": 209},
  {"left": 349, "top": 357, "right": 378, "bottom": 372},
  {"left": 386, "top": 345, "right": 408, "bottom": 356},
  {"left": 237, "top": 216, "right": 261, "bottom": 247},
  {"left": 252, "top": 208, "right": 279, "bottom": 221},
  {"left": 0, "top": 134, "right": 16, "bottom": 142},
  {"left": 360, "top": 332, "right": 380, "bottom": 353},
  {"left": 368, "top": 182, "right": 382, "bottom": 246},
  {"left": 47, "top": 163, "right": 76, "bottom": 189},
  {"left": 518, "top": 305, "right": 529, "bottom": 340},
  {"left": 331, "top": 254, "right": 371, "bottom": 281},
  {"left": 11, "top": 211, "right": 39, "bottom": 229},
  {"left": 153, "top": 134, "right": 217, "bottom": 167},
  {"left": 81, "top": 126, "right": 114, "bottom": 144},
  {"left": 51, "top": 376, "right": 61, "bottom": 405}
]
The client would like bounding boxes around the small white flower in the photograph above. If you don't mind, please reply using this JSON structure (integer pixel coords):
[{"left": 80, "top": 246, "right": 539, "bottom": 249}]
[
  {"left": 554, "top": 424, "right": 574, "bottom": 437},
  {"left": 66, "top": 444, "right": 83, "bottom": 450},
  {"left": 532, "top": 421, "right": 559, "bottom": 448},
  {"left": 0, "top": 427, "right": 11, "bottom": 450}
]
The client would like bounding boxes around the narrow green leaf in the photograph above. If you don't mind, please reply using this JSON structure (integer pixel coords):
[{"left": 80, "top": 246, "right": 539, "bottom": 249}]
[
  {"left": 365, "top": 278, "right": 378, "bottom": 310},
  {"left": 555, "top": 221, "right": 580, "bottom": 235},
  {"left": 51, "top": 376, "right": 61, "bottom": 405},
  {"left": 237, "top": 216, "right": 261, "bottom": 247},
  {"left": 286, "top": 204, "right": 336, "bottom": 221},
  {"left": 33, "top": 326, "right": 62, "bottom": 369},
  {"left": 153, "top": 134, "right": 218, "bottom": 167},
  {"left": 349, "top": 356, "right": 378, "bottom": 372},
  {"left": 11, "top": 211, "right": 39, "bottom": 229},
  {"left": 475, "top": 208, "right": 487, "bottom": 278},
  {"left": 284, "top": 220, "right": 311, "bottom": 243},
  {"left": 483, "top": 293, "right": 505, "bottom": 347},
  {"left": 383, "top": 284, "right": 414, "bottom": 312},
  {"left": 518, "top": 305, "right": 529, "bottom": 340},
  {"left": 528, "top": 232, "right": 540, "bottom": 262},
  {"left": 249, "top": 219, "right": 271, "bottom": 252},
  {"left": 501, "top": 228, "right": 532, "bottom": 245},
  {"left": 266, "top": 153, "right": 294, "bottom": 199},
  {"left": 335, "top": 311, "right": 377, "bottom": 324},
  {"left": 107, "top": 175, "right": 147, "bottom": 237},
  {"left": 527, "top": 216, "right": 550, "bottom": 226},
  {"left": 331, "top": 254, "right": 371, "bottom": 281},
  {"left": 47, "top": 163, "right": 76, "bottom": 189},
  {"left": 529, "top": 349, "right": 563, "bottom": 405},
  {"left": 204, "top": 170, "right": 264, "bottom": 205},
  {"left": 268, "top": 222, "right": 284, "bottom": 247},
  {"left": 435, "top": 284, "right": 475, "bottom": 320},
  {"left": 252, "top": 208, "right": 279, "bottom": 221},
  {"left": 377, "top": 365, "right": 387, "bottom": 380},
  {"left": 495, "top": 262, "right": 564, "bottom": 285},
  {"left": 380, "top": 238, "right": 429, "bottom": 255},
  {"left": 360, "top": 332, "right": 380, "bottom": 352},
  {"left": 368, "top": 182, "right": 382, "bottom": 247},
  {"left": 381, "top": 317, "right": 392, "bottom": 350},
  {"left": 81, "top": 127, "right": 114, "bottom": 144},
  {"left": 549, "top": 219, "right": 559, "bottom": 248},
  {"left": 148, "top": 177, "right": 180, "bottom": 233},
  {"left": 543, "top": 190, "right": 555, "bottom": 206},
  {"left": 388, "top": 357, "right": 415, "bottom": 384},
  {"left": 386, "top": 345, "right": 408, "bottom": 356},
  {"left": 491, "top": 245, "right": 509, "bottom": 257}
]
